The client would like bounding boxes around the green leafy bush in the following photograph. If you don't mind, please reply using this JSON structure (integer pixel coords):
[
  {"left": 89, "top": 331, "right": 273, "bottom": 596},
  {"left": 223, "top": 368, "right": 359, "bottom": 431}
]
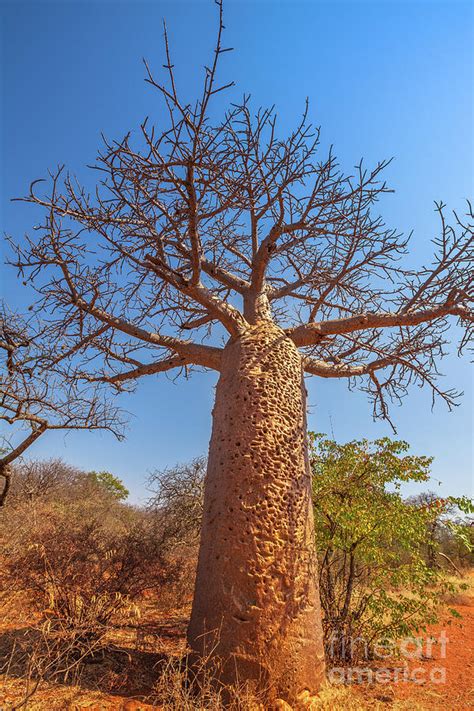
[{"left": 310, "top": 434, "right": 467, "bottom": 663}]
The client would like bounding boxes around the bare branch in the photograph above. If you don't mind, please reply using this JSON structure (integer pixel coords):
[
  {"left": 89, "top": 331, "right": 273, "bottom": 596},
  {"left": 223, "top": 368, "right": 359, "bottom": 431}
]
[
  {"left": 5, "top": 1, "right": 472, "bottom": 424},
  {"left": 0, "top": 306, "right": 123, "bottom": 504},
  {"left": 288, "top": 303, "right": 473, "bottom": 347}
]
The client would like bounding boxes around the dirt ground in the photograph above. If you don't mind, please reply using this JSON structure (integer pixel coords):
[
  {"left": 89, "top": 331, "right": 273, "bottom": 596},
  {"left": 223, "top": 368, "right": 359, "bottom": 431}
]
[
  {"left": 0, "top": 582, "right": 473, "bottom": 710},
  {"left": 351, "top": 588, "right": 474, "bottom": 710}
]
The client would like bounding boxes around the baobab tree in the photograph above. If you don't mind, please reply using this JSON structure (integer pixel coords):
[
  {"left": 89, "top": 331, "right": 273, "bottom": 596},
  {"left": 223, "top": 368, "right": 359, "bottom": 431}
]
[
  {"left": 0, "top": 306, "right": 121, "bottom": 505},
  {"left": 7, "top": 2, "right": 473, "bottom": 705}
]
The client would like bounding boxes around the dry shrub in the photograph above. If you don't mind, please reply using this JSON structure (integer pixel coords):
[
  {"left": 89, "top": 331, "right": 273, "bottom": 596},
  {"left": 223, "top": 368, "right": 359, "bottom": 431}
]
[
  {"left": 146, "top": 458, "right": 205, "bottom": 611},
  {"left": 1, "top": 503, "right": 177, "bottom": 612},
  {"left": 147, "top": 458, "right": 205, "bottom": 545},
  {"left": 1, "top": 459, "right": 182, "bottom": 601},
  {"left": 0, "top": 459, "right": 187, "bottom": 698}
]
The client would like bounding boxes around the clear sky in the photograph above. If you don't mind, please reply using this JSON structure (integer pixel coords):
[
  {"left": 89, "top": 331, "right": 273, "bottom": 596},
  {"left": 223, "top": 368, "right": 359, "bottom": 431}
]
[{"left": 1, "top": 0, "right": 472, "bottom": 503}]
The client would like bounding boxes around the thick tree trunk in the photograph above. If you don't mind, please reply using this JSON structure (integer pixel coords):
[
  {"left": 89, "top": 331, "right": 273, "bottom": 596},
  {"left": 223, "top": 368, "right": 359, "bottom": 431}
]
[{"left": 187, "top": 321, "right": 326, "bottom": 706}]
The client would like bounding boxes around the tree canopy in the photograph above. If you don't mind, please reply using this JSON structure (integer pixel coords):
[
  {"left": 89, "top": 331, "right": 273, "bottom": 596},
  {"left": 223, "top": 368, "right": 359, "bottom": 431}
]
[{"left": 5, "top": 0, "right": 474, "bottom": 423}]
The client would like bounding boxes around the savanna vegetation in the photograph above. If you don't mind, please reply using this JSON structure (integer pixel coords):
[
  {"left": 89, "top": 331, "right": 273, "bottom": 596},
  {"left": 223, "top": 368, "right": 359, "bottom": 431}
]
[
  {"left": 1, "top": 0, "right": 472, "bottom": 701},
  {"left": 0, "top": 438, "right": 472, "bottom": 709},
  {"left": 1, "top": 1, "right": 472, "bottom": 708}
]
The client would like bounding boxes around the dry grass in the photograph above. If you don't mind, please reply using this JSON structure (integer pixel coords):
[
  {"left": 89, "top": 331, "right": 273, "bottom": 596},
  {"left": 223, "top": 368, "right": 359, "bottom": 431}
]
[
  {"left": 151, "top": 654, "right": 264, "bottom": 710},
  {"left": 436, "top": 571, "right": 474, "bottom": 606},
  {"left": 304, "top": 683, "right": 427, "bottom": 710}
]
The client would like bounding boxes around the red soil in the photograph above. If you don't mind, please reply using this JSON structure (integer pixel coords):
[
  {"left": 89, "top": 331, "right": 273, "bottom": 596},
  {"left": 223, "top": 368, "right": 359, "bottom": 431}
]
[
  {"left": 1, "top": 588, "right": 473, "bottom": 709},
  {"left": 351, "top": 587, "right": 474, "bottom": 710}
]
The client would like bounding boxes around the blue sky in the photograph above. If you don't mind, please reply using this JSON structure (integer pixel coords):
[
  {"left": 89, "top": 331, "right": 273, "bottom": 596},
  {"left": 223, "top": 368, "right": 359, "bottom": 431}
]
[{"left": 1, "top": 0, "right": 472, "bottom": 502}]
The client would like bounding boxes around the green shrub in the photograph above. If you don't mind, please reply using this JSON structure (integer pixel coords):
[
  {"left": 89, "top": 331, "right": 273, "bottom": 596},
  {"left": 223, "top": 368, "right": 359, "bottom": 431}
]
[{"left": 310, "top": 434, "right": 467, "bottom": 664}]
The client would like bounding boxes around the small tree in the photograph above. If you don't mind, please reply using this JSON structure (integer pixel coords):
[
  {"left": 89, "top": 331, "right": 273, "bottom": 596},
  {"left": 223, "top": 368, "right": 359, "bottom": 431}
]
[
  {"left": 7, "top": 2, "right": 473, "bottom": 703},
  {"left": 147, "top": 457, "right": 206, "bottom": 546},
  {"left": 88, "top": 470, "right": 130, "bottom": 501},
  {"left": 409, "top": 491, "right": 474, "bottom": 573},
  {"left": 147, "top": 458, "right": 207, "bottom": 607},
  {"left": 5, "top": 458, "right": 80, "bottom": 504},
  {"left": 310, "top": 435, "right": 455, "bottom": 664},
  {"left": 407, "top": 491, "right": 454, "bottom": 569}
]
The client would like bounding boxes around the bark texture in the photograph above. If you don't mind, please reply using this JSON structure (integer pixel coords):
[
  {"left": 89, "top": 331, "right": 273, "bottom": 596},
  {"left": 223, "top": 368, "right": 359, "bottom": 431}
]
[{"left": 188, "top": 321, "right": 325, "bottom": 706}]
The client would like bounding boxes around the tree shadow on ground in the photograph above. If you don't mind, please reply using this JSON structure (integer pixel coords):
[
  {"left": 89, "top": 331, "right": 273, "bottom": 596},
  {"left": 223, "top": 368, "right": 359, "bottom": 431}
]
[{"left": 0, "top": 616, "right": 189, "bottom": 704}]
